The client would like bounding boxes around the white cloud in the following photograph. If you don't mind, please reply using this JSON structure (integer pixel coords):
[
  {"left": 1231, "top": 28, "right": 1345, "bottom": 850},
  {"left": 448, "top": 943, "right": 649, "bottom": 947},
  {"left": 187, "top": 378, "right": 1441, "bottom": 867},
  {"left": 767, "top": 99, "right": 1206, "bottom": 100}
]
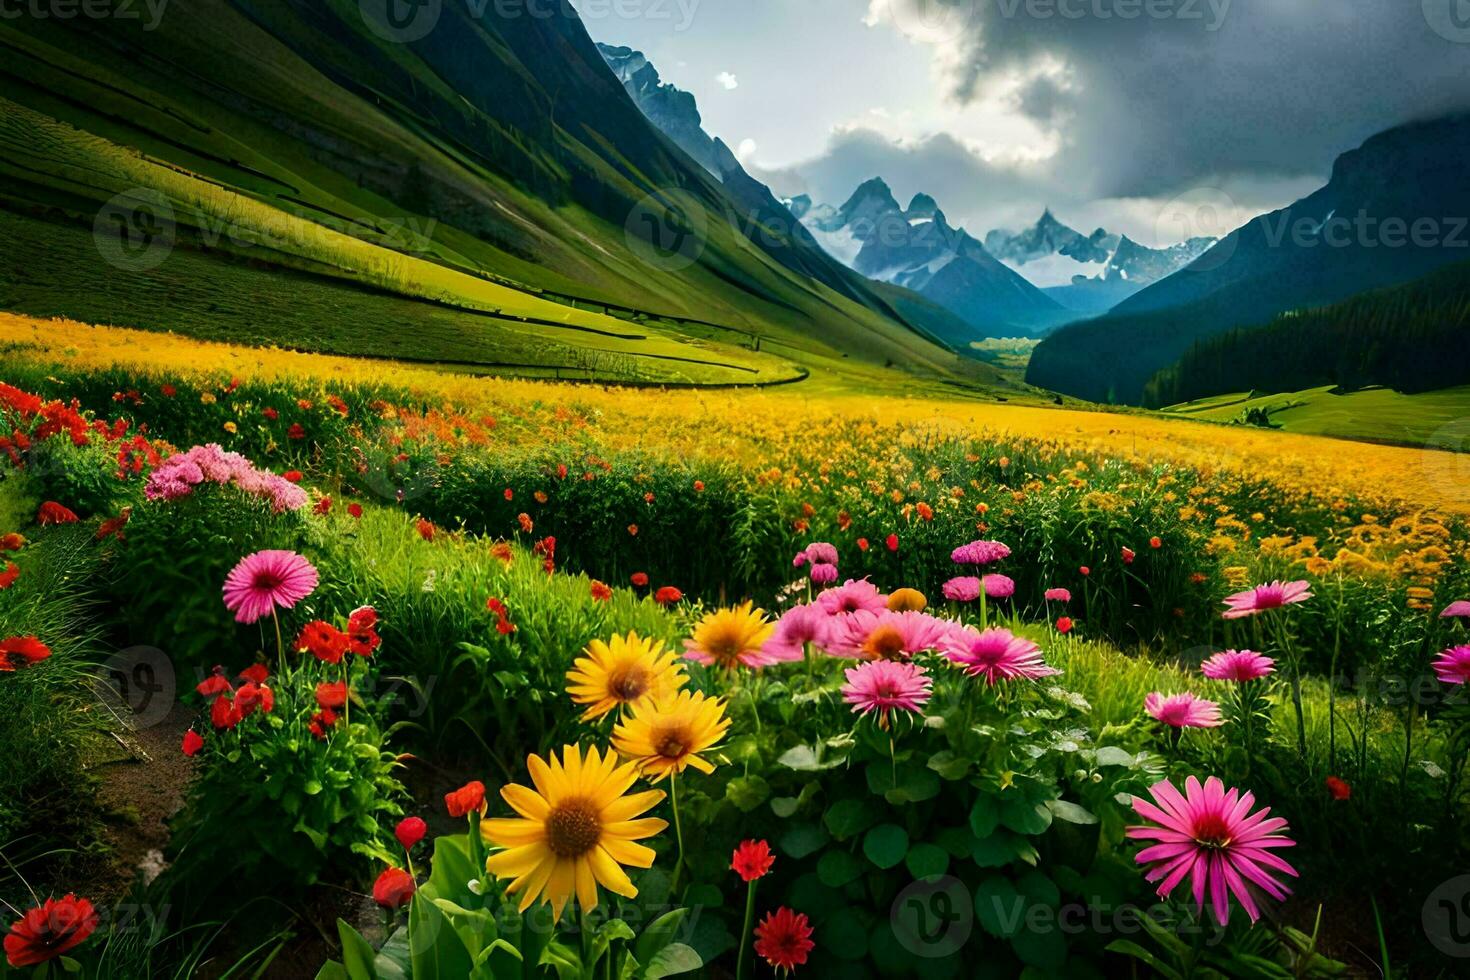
[{"left": 715, "top": 71, "right": 739, "bottom": 90}]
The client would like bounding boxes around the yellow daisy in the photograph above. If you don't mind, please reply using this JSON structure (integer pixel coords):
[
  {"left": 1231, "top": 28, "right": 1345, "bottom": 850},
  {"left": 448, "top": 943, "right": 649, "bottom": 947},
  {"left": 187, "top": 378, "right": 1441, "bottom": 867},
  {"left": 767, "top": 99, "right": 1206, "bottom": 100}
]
[
  {"left": 481, "top": 744, "right": 667, "bottom": 920},
  {"left": 612, "top": 690, "right": 730, "bottom": 780},
  {"left": 565, "top": 632, "right": 687, "bottom": 721},
  {"left": 682, "top": 601, "right": 776, "bottom": 669}
]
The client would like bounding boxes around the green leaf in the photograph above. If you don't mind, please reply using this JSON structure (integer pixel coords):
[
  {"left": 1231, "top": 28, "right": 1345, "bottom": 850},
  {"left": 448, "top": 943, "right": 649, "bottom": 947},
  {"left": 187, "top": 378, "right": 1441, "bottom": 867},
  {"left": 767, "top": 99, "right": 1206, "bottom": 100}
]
[
  {"left": 724, "top": 775, "right": 770, "bottom": 812},
  {"left": 823, "top": 799, "right": 875, "bottom": 840},
  {"left": 973, "top": 877, "right": 1024, "bottom": 938},
  {"left": 408, "top": 887, "right": 476, "bottom": 979},
  {"left": 337, "top": 919, "right": 380, "bottom": 980},
  {"left": 817, "top": 849, "right": 865, "bottom": 888},
  {"left": 926, "top": 750, "right": 971, "bottom": 780},
  {"left": 1000, "top": 799, "right": 1053, "bottom": 836},
  {"left": 971, "top": 832, "right": 1015, "bottom": 868},
  {"left": 778, "top": 823, "right": 829, "bottom": 859},
  {"left": 969, "top": 795, "right": 999, "bottom": 838},
  {"left": 778, "top": 745, "right": 842, "bottom": 771},
  {"left": 642, "top": 942, "right": 703, "bottom": 979},
  {"left": 769, "top": 796, "right": 800, "bottom": 818},
  {"left": 904, "top": 842, "right": 950, "bottom": 880},
  {"left": 1105, "top": 940, "right": 1184, "bottom": 980},
  {"left": 635, "top": 908, "right": 689, "bottom": 965},
  {"left": 1011, "top": 927, "right": 1068, "bottom": 970},
  {"left": 1094, "top": 746, "right": 1136, "bottom": 767},
  {"left": 1048, "top": 799, "right": 1098, "bottom": 825},
  {"left": 862, "top": 824, "right": 909, "bottom": 869}
]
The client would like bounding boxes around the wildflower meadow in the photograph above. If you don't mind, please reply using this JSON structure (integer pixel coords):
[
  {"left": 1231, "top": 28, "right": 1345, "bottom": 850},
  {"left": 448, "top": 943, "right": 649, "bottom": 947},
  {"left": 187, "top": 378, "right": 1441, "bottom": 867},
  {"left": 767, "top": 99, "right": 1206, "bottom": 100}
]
[{"left": 0, "top": 319, "right": 1466, "bottom": 979}]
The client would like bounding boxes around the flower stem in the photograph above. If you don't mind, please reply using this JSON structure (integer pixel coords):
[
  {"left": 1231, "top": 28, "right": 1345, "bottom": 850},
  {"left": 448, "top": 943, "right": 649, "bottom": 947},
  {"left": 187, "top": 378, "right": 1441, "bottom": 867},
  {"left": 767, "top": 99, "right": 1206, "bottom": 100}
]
[
  {"left": 669, "top": 773, "right": 686, "bottom": 895},
  {"left": 736, "top": 879, "right": 757, "bottom": 980},
  {"left": 271, "top": 608, "right": 286, "bottom": 677}
]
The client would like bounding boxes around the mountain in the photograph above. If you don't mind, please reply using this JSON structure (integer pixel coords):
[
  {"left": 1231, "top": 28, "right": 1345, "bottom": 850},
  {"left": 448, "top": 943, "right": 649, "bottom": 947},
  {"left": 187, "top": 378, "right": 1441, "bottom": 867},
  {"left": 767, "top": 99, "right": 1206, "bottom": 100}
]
[
  {"left": 595, "top": 41, "right": 997, "bottom": 356},
  {"left": 1142, "top": 256, "right": 1470, "bottom": 408},
  {"left": 1028, "top": 113, "right": 1470, "bottom": 403},
  {"left": 985, "top": 211, "right": 1213, "bottom": 315},
  {"left": 795, "top": 180, "right": 1071, "bottom": 337},
  {"left": 1045, "top": 234, "right": 1217, "bottom": 315},
  {"left": 0, "top": 1, "right": 992, "bottom": 384}
]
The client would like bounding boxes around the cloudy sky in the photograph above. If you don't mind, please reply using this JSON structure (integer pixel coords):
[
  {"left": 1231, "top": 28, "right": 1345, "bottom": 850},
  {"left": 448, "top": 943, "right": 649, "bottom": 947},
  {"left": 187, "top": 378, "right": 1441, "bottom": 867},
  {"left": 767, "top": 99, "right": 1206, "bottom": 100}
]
[{"left": 580, "top": 0, "right": 1470, "bottom": 244}]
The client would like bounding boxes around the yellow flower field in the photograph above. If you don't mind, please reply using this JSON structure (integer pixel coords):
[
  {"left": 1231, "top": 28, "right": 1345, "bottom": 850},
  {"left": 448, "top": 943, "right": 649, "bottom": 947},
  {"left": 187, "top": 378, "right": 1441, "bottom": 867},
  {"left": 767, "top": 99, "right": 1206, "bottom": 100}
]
[{"left": 5, "top": 311, "right": 1467, "bottom": 515}]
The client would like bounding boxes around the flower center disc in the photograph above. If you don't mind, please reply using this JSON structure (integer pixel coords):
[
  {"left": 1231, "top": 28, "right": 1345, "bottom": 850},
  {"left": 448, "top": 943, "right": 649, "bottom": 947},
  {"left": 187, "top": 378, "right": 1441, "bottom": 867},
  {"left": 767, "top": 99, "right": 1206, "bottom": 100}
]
[
  {"left": 864, "top": 625, "right": 906, "bottom": 660},
  {"left": 656, "top": 727, "right": 689, "bottom": 760},
  {"left": 610, "top": 666, "right": 649, "bottom": 702},
  {"left": 546, "top": 799, "right": 601, "bottom": 857}
]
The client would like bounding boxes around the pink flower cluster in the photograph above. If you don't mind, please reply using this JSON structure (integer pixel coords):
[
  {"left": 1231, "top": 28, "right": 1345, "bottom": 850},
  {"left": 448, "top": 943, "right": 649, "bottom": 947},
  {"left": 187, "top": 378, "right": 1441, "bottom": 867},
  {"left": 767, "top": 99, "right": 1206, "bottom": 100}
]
[
  {"left": 145, "top": 444, "right": 307, "bottom": 512},
  {"left": 793, "top": 542, "right": 839, "bottom": 585}
]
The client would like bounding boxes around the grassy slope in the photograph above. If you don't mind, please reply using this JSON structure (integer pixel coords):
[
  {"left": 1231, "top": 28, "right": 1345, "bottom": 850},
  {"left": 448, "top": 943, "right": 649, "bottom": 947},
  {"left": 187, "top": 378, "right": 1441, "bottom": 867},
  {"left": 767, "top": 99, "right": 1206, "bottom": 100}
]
[
  {"left": 0, "top": 3, "right": 990, "bottom": 385},
  {"left": 1163, "top": 384, "right": 1470, "bottom": 448}
]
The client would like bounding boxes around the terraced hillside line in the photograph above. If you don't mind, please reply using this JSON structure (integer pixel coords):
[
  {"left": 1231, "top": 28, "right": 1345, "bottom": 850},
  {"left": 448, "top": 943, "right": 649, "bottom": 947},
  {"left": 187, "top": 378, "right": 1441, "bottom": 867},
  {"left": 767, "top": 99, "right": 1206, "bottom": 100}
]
[{"left": 4, "top": 312, "right": 1468, "bottom": 516}]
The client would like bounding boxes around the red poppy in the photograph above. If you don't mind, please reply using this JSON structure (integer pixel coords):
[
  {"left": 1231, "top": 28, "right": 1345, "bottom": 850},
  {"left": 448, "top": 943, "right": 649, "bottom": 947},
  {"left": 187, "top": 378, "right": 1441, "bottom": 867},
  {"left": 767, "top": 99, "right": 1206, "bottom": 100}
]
[
  {"left": 1121, "top": 547, "right": 1136, "bottom": 564},
  {"left": 627, "top": 524, "right": 639, "bottom": 537},
  {"left": 1149, "top": 536, "right": 1163, "bottom": 549},
  {"left": 372, "top": 867, "right": 416, "bottom": 910},
  {"left": 314, "top": 496, "right": 332, "bottom": 515},
  {"left": 36, "top": 502, "right": 78, "bottom": 526},
  {"left": 182, "top": 730, "right": 204, "bottom": 757},
  {"left": 556, "top": 463, "right": 568, "bottom": 479},
  {"left": 517, "top": 513, "right": 534, "bottom": 534},
  {"left": 308, "top": 709, "right": 339, "bottom": 739},
  {"left": 0, "top": 562, "right": 17, "bottom": 591},
  {"left": 297, "top": 621, "right": 349, "bottom": 664},
  {"left": 1056, "top": 617, "right": 1074, "bottom": 634},
  {"left": 731, "top": 840, "right": 775, "bottom": 882},
  {"left": 630, "top": 572, "right": 649, "bottom": 588},
  {"left": 287, "top": 423, "right": 307, "bottom": 441},
  {"left": 3, "top": 893, "right": 99, "bottom": 967},
  {"left": 95, "top": 511, "right": 131, "bottom": 541},
  {"left": 590, "top": 580, "right": 612, "bottom": 602},
  {"left": 445, "top": 781, "right": 486, "bottom": 818},
  {"left": 753, "top": 907, "right": 814, "bottom": 972},
  {"left": 693, "top": 480, "right": 705, "bottom": 492},
  {"left": 417, "top": 518, "right": 436, "bottom": 541},
  {"left": 315, "top": 681, "right": 349, "bottom": 711},
  {"left": 0, "top": 636, "right": 50, "bottom": 672},
  {"left": 283, "top": 470, "right": 303, "bottom": 483},
  {"left": 1325, "top": 776, "right": 1351, "bottom": 801},
  {"left": 234, "top": 681, "right": 273, "bottom": 718},
  {"left": 238, "top": 663, "right": 270, "bottom": 685},
  {"left": 1079, "top": 566, "right": 1091, "bottom": 576},
  {"left": 654, "top": 586, "right": 683, "bottom": 606},
  {"left": 856, "top": 537, "right": 869, "bottom": 552},
  {"left": 210, "top": 695, "right": 241, "bottom": 730},
  {"left": 395, "top": 816, "right": 428, "bottom": 852},
  {"left": 504, "top": 488, "right": 514, "bottom": 501},
  {"left": 347, "top": 502, "right": 364, "bottom": 519},
  {"left": 885, "top": 533, "right": 899, "bottom": 552},
  {"left": 348, "top": 606, "right": 381, "bottom": 657},
  {"left": 0, "top": 533, "right": 26, "bottom": 552},
  {"left": 195, "top": 668, "right": 232, "bottom": 697}
]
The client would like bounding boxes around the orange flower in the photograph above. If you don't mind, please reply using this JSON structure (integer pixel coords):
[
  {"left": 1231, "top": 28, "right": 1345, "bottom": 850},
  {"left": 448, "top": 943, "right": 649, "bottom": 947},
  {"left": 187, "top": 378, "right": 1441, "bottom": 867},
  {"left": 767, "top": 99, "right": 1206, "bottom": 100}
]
[
  {"left": 445, "top": 781, "right": 486, "bottom": 818},
  {"left": 590, "top": 580, "right": 613, "bottom": 602}
]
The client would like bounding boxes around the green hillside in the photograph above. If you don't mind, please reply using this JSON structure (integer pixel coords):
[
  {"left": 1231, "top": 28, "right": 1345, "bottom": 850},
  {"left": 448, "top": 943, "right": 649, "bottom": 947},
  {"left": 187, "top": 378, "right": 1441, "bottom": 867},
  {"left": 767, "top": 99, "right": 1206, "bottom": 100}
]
[
  {"left": 1162, "top": 384, "right": 1470, "bottom": 447},
  {"left": 1144, "top": 258, "right": 1470, "bottom": 407},
  {"left": 0, "top": 0, "right": 997, "bottom": 386}
]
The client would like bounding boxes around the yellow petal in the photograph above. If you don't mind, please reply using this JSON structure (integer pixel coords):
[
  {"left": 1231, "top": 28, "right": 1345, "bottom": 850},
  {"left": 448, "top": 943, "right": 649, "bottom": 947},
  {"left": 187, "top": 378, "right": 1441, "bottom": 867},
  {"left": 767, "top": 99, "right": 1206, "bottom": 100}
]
[
  {"left": 482, "top": 817, "right": 545, "bottom": 847},
  {"left": 600, "top": 837, "right": 657, "bottom": 869},
  {"left": 601, "top": 789, "right": 665, "bottom": 823},
  {"left": 575, "top": 858, "right": 599, "bottom": 912},
  {"left": 589, "top": 845, "right": 638, "bottom": 897},
  {"left": 485, "top": 844, "right": 549, "bottom": 878},
  {"left": 502, "top": 784, "right": 550, "bottom": 820},
  {"left": 603, "top": 817, "right": 668, "bottom": 841}
]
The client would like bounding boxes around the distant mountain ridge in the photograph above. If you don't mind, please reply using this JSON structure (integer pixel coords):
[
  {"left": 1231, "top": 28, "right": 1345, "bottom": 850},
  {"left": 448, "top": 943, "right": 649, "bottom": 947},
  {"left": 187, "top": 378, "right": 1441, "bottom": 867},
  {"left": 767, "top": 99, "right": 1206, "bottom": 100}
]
[
  {"left": 792, "top": 180, "right": 1072, "bottom": 337},
  {"left": 985, "top": 211, "right": 1214, "bottom": 314},
  {"left": 1028, "top": 112, "right": 1470, "bottom": 403}
]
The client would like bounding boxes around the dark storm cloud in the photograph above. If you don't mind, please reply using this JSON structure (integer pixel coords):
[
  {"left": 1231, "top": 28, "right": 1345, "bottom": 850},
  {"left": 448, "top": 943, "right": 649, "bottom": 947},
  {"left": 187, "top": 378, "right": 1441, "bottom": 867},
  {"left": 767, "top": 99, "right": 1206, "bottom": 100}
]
[{"left": 939, "top": 0, "right": 1470, "bottom": 196}]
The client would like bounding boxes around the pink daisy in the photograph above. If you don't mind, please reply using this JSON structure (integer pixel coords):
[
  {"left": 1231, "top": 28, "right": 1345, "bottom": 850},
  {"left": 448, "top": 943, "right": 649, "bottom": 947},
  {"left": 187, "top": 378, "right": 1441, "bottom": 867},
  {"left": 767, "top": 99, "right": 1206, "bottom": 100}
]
[
  {"left": 842, "top": 660, "right": 932, "bottom": 728},
  {"left": 832, "top": 609, "right": 953, "bottom": 660},
  {"left": 1044, "top": 587, "right": 1072, "bottom": 602},
  {"left": 1127, "top": 775, "right": 1298, "bottom": 925},
  {"left": 761, "top": 603, "right": 832, "bottom": 661},
  {"left": 942, "top": 627, "right": 1060, "bottom": 685},
  {"left": 1439, "top": 601, "right": 1470, "bottom": 618},
  {"left": 222, "top": 550, "right": 319, "bottom": 624},
  {"left": 983, "top": 574, "right": 1015, "bottom": 599},
  {"left": 1200, "top": 649, "right": 1275, "bottom": 682},
  {"left": 1221, "top": 580, "right": 1312, "bottom": 619},
  {"left": 1144, "top": 692, "right": 1224, "bottom": 728},
  {"left": 816, "top": 579, "right": 888, "bottom": 616},
  {"left": 941, "top": 576, "right": 981, "bottom": 602},
  {"left": 951, "top": 539, "right": 1011, "bottom": 566},
  {"left": 1432, "top": 645, "right": 1470, "bottom": 685},
  {"left": 809, "top": 562, "right": 838, "bottom": 586}
]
